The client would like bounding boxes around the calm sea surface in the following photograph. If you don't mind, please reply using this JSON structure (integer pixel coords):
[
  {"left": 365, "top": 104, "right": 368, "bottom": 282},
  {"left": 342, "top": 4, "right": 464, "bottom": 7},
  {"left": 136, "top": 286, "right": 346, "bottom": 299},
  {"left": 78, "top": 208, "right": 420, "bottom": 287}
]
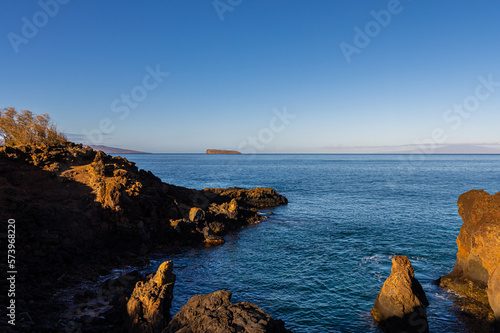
[{"left": 119, "top": 154, "right": 500, "bottom": 333}]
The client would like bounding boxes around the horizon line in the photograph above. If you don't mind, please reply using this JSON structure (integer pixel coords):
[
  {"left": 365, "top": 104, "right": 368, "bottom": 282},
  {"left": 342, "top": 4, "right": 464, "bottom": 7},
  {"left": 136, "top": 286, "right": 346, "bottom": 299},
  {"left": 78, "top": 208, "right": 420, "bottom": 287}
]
[{"left": 114, "top": 152, "right": 500, "bottom": 155}]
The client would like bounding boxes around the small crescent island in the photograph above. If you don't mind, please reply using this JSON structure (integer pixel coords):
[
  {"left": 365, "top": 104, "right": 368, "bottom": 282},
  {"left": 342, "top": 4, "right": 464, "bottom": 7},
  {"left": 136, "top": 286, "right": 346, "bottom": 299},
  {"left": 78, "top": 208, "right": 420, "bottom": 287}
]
[{"left": 206, "top": 149, "right": 242, "bottom": 154}]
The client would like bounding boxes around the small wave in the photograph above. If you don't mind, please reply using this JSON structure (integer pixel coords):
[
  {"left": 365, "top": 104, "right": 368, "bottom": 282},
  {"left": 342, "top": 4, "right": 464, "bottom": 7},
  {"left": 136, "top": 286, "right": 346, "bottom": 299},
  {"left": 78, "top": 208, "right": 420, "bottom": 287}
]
[
  {"left": 434, "top": 292, "right": 451, "bottom": 301},
  {"left": 360, "top": 254, "right": 391, "bottom": 265},
  {"left": 360, "top": 254, "right": 431, "bottom": 267},
  {"left": 409, "top": 256, "right": 430, "bottom": 262}
]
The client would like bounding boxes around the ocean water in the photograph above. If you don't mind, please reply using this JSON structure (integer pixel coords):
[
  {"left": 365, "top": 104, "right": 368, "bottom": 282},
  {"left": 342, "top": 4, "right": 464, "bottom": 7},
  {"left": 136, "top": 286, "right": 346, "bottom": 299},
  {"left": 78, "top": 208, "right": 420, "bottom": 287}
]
[{"left": 120, "top": 154, "right": 500, "bottom": 332}]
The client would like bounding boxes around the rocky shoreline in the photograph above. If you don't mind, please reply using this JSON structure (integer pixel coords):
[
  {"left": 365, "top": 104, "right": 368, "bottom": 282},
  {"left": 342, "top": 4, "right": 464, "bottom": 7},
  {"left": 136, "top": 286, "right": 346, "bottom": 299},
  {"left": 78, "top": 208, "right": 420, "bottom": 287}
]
[
  {"left": 1, "top": 142, "right": 500, "bottom": 332},
  {"left": 0, "top": 142, "right": 289, "bottom": 332}
]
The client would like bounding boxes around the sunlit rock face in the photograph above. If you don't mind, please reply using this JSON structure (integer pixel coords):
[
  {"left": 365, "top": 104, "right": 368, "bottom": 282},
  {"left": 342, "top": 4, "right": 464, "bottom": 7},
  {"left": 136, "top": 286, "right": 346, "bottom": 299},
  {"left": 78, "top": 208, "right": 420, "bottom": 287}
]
[
  {"left": 127, "top": 261, "right": 176, "bottom": 333},
  {"left": 440, "top": 189, "right": 500, "bottom": 319},
  {"left": 372, "top": 255, "right": 429, "bottom": 333},
  {"left": 451, "top": 190, "right": 500, "bottom": 284}
]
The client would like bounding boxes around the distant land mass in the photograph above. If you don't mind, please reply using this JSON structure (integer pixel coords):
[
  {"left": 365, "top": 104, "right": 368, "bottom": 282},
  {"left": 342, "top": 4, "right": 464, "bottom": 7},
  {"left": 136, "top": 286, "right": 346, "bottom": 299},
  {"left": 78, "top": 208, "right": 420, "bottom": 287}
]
[
  {"left": 206, "top": 149, "right": 242, "bottom": 155},
  {"left": 401, "top": 144, "right": 500, "bottom": 154},
  {"left": 89, "top": 145, "right": 150, "bottom": 154},
  {"left": 323, "top": 143, "right": 500, "bottom": 154}
]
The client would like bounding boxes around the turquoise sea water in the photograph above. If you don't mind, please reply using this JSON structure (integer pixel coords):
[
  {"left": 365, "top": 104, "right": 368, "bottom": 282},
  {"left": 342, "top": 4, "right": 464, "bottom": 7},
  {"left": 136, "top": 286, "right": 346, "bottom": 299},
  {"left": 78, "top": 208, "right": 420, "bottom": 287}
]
[{"left": 120, "top": 154, "right": 500, "bottom": 333}]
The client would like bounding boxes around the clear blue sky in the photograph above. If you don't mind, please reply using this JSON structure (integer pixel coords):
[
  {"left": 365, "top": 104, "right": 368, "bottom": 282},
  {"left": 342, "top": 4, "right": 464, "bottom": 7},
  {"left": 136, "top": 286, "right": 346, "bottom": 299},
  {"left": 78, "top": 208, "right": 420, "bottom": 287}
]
[{"left": 1, "top": 0, "right": 500, "bottom": 153}]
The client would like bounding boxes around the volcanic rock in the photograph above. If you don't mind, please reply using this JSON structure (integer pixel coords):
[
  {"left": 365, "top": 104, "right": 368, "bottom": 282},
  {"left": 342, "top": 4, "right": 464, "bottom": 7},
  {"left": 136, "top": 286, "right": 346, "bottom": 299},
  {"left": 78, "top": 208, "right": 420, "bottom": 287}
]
[
  {"left": 0, "top": 142, "right": 288, "bottom": 329},
  {"left": 372, "top": 255, "right": 429, "bottom": 333},
  {"left": 127, "top": 261, "right": 176, "bottom": 333},
  {"left": 203, "top": 226, "right": 225, "bottom": 245},
  {"left": 209, "top": 198, "right": 239, "bottom": 219},
  {"left": 208, "top": 221, "right": 226, "bottom": 234},
  {"left": 188, "top": 207, "right": 205, "bottom": 222},
  {"left": 204, "top": 187, "right": 288, "bottom": 208},
  {"left": 163, "top": 290, "right": 290, "bottom": 333},
  {"left": 0, "top": 142, "right": 288, "bottom": 266},
  {"left": 439, "top": 190, "right": 500, "bottom": 319}
]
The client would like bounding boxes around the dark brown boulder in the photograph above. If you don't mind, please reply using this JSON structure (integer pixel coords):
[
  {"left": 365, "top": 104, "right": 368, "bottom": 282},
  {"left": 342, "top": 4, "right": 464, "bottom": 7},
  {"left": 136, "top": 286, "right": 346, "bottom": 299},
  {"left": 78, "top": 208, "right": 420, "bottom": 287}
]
[
  {"left": 203, "top": 226, "right": 225, "bottom": 245},
  {"left": 163, "top": 290, "right": 290, "bottom": 333},
  {"left": 372, "top": 256, "right": 429, "bottom": 333},
  {"left": 127, "top": 261, "right": 176, "bottom": 333},
  {"left": 208, "top": 221, "right": 226, "bottom": 234}
]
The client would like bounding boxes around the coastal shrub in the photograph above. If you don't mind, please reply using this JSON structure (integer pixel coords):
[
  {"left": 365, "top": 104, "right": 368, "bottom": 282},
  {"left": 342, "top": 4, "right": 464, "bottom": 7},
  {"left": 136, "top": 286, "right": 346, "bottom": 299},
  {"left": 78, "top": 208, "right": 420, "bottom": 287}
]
[{"left": 0, "top": 107, "right": 67, "bottom": 146}]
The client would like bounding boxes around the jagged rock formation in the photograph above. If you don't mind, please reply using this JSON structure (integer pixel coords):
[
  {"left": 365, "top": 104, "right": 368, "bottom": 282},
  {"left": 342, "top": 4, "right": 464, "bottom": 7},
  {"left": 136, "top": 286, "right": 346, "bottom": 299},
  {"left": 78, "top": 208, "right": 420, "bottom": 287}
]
[
  {"left": 163, "top": 290, "right": 290, "bottom": 333},
  {"left": 372, "top": 256, "right": 429, "bottom": 333},
  {"left": 0, "top": 142, "right": 287, "bottom": 331},
  {"left": 206, "top": 149, "right": 241, "bottom": 154},
  {"left": 127, "top": 261, "right": 176, "bottom": 333},
  {"left": 439, "top": 189, "right": 500, "bottom": 321}
]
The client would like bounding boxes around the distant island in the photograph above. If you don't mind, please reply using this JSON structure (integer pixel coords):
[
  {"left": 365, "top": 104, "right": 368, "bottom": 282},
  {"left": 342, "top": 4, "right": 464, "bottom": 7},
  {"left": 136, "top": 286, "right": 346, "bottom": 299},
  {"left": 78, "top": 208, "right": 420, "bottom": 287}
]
[{"left": 206, "top": 149, "right": 242, "bottom": 154}]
